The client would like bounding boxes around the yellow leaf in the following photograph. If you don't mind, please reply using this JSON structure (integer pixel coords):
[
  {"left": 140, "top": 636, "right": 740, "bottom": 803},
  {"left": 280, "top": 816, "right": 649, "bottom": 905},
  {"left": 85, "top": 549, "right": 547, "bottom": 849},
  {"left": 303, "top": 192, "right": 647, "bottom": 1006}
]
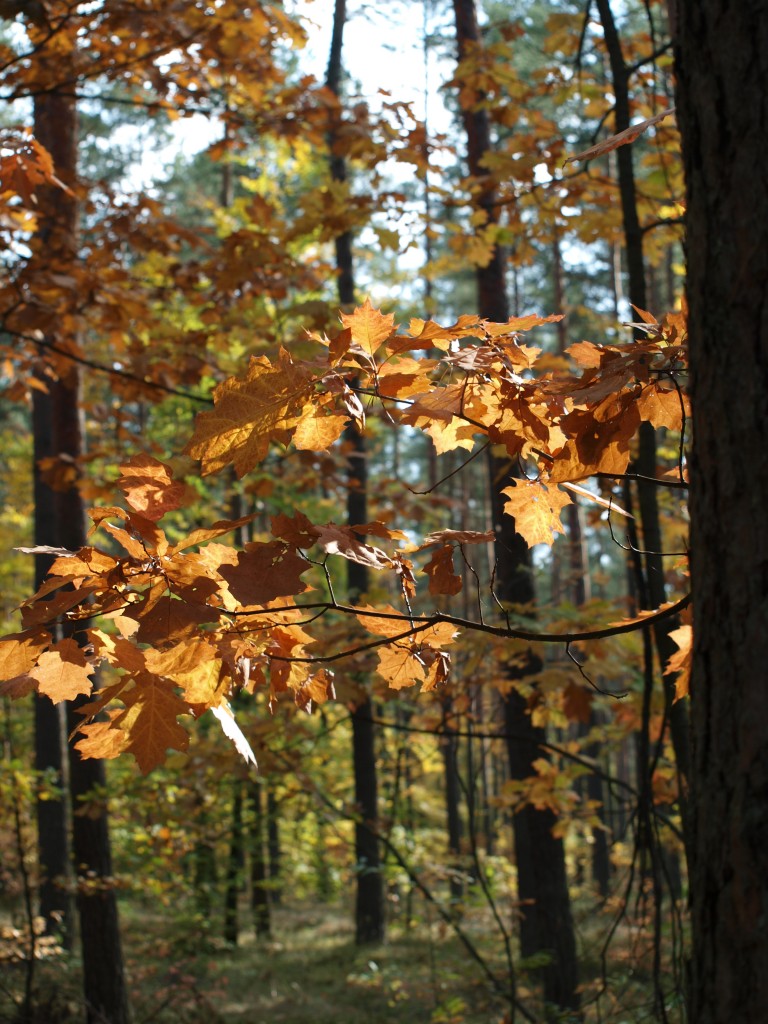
[
  {"left": 340, "top": 298, "right": 395, "bottom": 357},
  {"left": 377, "top": 643, "right": 426, "bottom": 690},
  {"left": 292, "top": 405, "right": 348, "bottom": 451},
  {"left": 31, "top": 638, "right": 94, "bottom": 704},
  {"left": 501, "top": 479, "right": 572, "bottom": 547},
  {"left": 185, "top": 352, "right": 314, "bottom": 477},
  {"left": 666, "top": 624, "right": 692, "bottom": 702}
]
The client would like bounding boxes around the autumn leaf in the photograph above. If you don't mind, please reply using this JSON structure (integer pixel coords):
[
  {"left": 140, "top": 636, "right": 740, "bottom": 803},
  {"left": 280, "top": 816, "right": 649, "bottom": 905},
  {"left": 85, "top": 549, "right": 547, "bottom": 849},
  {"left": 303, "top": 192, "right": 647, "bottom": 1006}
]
[
  {"left": 0, "top": 631, "right": 50, "bottom": 682},
  {"left": 185, "top": 350, "right": 315, "bottom": 476},
  {"left": 292, "top": 403, "right": 348, "bottom": 451},
  {"left": 30, "top": 638, "right": 94, "bottom": 704},
  {"left": 560, "top": 481, "right": 633, "bottom": 518},
  {"left": 314, "top": 523, "right": 393, "bottom": 570},
  {"left": 422, "top": 529, "right": 494, "bottom": 545},
  {"left": 376, "top": 642, "right": 427, "bottom": 690},
  {"left": 564, "top": 108, "right": 675, "bottom": 165},
  {"left": 501, "top": 479, "right": 572, "bottom": 547},
  {"left": 116, "top": 454, "right": 191, "bottom": 521},
  {"left": 115, "top": 675, "right": 191, "bottom": 774},
  {"left": 666, "top": 624, "right": 692, "bottom": 702},
  {"left": 219, "top": 541, "right": 310, "bottom": 606},
  {"left": 422, "top": 544, "right": 463, "bottom": 596},
  {"left": 74, "top": 713, "right": 128, "bottom": 762},
  {"left": 210, "top": 702, "right": 257, "bottom": 767},
  {"left": 562, "top": 681, "right": 593, "bottom": 724},
  {"left": 340, "top": 297, "right": 395, "bottom": 357}
]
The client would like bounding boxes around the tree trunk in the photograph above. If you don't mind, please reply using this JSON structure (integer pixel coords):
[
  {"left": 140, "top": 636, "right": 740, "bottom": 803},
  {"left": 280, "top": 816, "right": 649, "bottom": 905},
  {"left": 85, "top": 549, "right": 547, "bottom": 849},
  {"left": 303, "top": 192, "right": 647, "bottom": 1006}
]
[
  {"left": 34, "top": 75, "right": 132, "bottom": 1024},
  {"left": 326, "top": 0, "right": 384, "bottom": 945},
  {"left": 266, "top": 783, "right": 281, "bottom": 905},
  {"left": 595, "top": 0, "right": 690, "bottom": 831},
  {"left": 440, "top": 709, "right": 464, "bottom": 905},
  {"left": 451, "top": 0, "right": 579, "bottom": 1011},
  {"left": 249, "top": 777, "right": 271, "bottom": 938},
  {"left": 223, "top": 779, "right": 243, "bottom": 945},
  {"left": 675, "top": 4, "right": 768, "bottom": 1020}
]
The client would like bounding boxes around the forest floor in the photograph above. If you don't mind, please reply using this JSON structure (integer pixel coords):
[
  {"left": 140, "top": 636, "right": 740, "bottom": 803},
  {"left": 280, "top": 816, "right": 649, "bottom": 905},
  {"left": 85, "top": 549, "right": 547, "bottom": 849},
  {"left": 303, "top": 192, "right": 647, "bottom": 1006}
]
[{"left": 2, "top": 887, "right": 684, "bottom": 1023}]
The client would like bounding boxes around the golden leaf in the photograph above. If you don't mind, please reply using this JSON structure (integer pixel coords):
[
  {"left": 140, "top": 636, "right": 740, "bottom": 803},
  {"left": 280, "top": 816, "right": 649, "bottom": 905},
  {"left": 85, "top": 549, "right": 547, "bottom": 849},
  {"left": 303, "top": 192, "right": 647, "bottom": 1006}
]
[
  {"left": 340, "top": 298, "right": 395, "bottom": 357},
  {"left": 501, "top": 479, "right": 572, "bottom": 548}
]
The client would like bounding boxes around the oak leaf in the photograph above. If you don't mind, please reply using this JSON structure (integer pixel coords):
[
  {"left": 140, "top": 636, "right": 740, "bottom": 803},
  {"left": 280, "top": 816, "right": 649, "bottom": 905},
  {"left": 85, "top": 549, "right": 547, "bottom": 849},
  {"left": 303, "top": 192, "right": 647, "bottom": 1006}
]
[
  {"left": 292, "top": 403, "right": 348, "bottom": 451},
  {"left": 314, "top": 523, "right": 392, "bottom": 569},
  {"left": 422, "top": 544, "right": 463, "bottom": 596},
  {"left": 74, "top": 713, "right": 127, "bottom": 762},
  {"left": 340, "top": 298, "right": 395, "bottom": 357},
  {"left": 31, "top": 638, "right": 94, "bottom": 704},
  {"left": 185, "top": 350, "right": 314, "bottom": 477},
  {"left": 115, "top": 675, "right": 190, "bottom": 774},
  {"left": 666, "top": 624, "right": 692, "bottom": 702},
  {"left": 501, "top": 479, "right": 572, "bottom": 547},
  {"left": 219, "top": 541, "right": 310, "bottom": 606},
  {"left": 116, "top": 455, "right": 191, "bottom": 522}
]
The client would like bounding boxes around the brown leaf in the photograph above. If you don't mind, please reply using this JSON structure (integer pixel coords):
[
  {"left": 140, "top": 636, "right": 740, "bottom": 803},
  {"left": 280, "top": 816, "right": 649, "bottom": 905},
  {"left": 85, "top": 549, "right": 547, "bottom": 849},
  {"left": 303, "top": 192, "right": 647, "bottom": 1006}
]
[
  {"left": 422, "top": 544, "right": 463, "bottom": 596},
  {"left": 564, "top": 108, "right": 675, "bottom": 165},
  {"left": 314, "top": 523, "right": 392, "bottom": 569},
  {"left": 116, "top": 455, "right": 191, "bottom": 522},
  {"left": 116, "top": 675, "right": 191, "bottom": 774},
  {"left": 219, "top": 541, "right": 310, "bottom": 606}
]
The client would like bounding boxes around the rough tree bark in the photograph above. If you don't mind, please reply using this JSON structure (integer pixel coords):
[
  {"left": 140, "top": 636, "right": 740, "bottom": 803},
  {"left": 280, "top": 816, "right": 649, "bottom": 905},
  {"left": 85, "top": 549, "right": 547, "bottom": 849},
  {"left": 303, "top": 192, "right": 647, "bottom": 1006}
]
[
  {"left": 33, "top": 68, "right": 132, "bottom": 1024},
  {"left": 451, "top": 0, "right": 579, "bottom": 1012},
  {"left": 675, "top": 3, "right": 768, "bottom": 1020}
]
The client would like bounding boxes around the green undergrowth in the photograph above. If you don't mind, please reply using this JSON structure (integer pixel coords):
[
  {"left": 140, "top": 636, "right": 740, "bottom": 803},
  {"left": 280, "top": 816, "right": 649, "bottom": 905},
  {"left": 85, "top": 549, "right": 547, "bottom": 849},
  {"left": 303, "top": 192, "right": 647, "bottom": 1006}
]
[{"left": 1, "top": 888, "right": 686, "bottom": 1023}]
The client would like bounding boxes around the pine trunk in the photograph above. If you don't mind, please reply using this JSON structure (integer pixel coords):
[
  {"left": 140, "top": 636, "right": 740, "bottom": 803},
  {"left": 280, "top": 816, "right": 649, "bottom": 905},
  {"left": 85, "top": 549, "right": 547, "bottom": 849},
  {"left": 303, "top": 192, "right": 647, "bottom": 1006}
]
[
  {"left": 34, "top": 76, "right": 132, "bottom": 1024},
  {"left": 676, "top": 3, "right": 768, "bottom": 1019},
  {"left": 452, "top": 0, "right": 579, "bottom": 1011},
  {"left": 326, "top": 0, "right": 384, "bottom": 945}
]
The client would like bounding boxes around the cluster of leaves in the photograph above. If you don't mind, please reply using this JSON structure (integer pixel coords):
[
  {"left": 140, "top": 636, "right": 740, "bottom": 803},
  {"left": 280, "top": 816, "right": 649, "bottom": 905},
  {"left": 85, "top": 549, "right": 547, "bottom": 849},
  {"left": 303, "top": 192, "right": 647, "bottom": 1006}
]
[{"left": 0, "top": 298, "right": 689, "bottom": 771}]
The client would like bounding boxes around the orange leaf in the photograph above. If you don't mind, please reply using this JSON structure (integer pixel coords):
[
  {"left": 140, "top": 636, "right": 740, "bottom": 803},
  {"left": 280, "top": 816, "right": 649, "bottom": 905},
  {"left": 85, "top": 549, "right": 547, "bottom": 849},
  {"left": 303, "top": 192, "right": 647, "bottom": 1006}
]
[
  {"left": 185, "top": 351, "right": 314, "bottom": 477},
  {"left": 293, "top": 404, "right": 348, "bottom": 451},
  {"left": 74, "top": 713, "right": 128, "bottom": 762},
  {"left": 422, "top": 544, "right": 463, "bottom": 596},
  {"left": 219, "top": 541, "right": 310, "bottom": 606},
  {"left": 376, "top": 643, "right": 426, "bottom": 690},
  {"left": 340, "top": 298, "right": 396, "bottom": 357},
  {"left": 116, "top": 455, "right": 191, "bottom": 522},
  {"left": 501, "top": 479, "right": 572, "bottom": 547},
  {"left": 116, "top": 675, "right": 190, "bottom": 774},
  {"left": 666, "top": 624, "right": 692, "bottom": 702},
  {"left": 30, "top": 638, "right": 94, "bottom": 704}
]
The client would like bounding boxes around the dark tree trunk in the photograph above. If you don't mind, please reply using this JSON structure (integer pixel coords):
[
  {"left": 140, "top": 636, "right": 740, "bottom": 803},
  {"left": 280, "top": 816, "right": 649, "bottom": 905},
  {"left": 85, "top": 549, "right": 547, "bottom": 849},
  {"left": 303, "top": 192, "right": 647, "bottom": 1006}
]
[
  {"left": 34, "top": 77, "right": 132, "bottom": 1024},
  {"left": 31, "top": 92, "right": 73, "bottom": 954},
  {"left": 451, "top": 0, "right": 579, "bottom": 1011},
  {"left": 326, "top": 0, "right": 384, "bottom": 945},
  {"left": 595, "top": 0, "right": 690, "bottom": 830},
  {"left": 675, "top": 3, "right": 768, "bottom": 1020},
  {"left": 223, "top": 780, "right": 244, "bottom": 945},
  {"left": 440, "top": 711, "right": 464, "bottom": 905},
  {"left": 249, "top": 777, "right": 271, "bottom": 938},
  {"left": 266, "top": 783, "right": 281, "bottom": 905}
]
